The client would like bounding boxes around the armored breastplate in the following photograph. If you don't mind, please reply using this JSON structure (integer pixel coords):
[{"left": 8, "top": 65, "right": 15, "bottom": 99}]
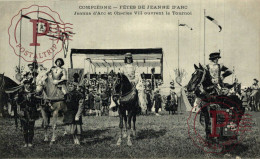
[
  {"left": 208, "top": 64, "right": 220, "bottom": 84},
  {"left": 52, "top": 67, "right": 63, "bottom": 80},
  {"left": 124, "top": 64, "right": 136, "bottom": 81}
]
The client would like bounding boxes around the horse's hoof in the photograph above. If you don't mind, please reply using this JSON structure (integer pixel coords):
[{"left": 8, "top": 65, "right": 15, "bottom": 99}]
[
  {"left": 132, "top": 130, "right": 136, "bottom": 137},
  {"left": 116, "top": 138, "right": 122, "bottom": 146},
  {"left": 44, "top": 138, "right": 48, "bottom": 142},
  {"left": 127, "top": 140, "right": 132, "bottom": 146},
  {"left": 51, "top": 138, "right": 56, "bottom": 142}
]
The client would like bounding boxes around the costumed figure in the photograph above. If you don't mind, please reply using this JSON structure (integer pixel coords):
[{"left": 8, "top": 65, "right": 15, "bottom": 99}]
[
  {"left": 21, "top": 62, "right": 38, "bottom": 86},
  {"left": 63, "top": 82, "right": 84, "bottom": 145},
  {"left": 153, "top": 89, "right": 162, "bottom": 116},
  {"left": 206, "top": 52, "right": 233, "bottom": 95},
  {"left": 49, "top": 58, "right": 68, "bottom": 95},
  {"left": 121, "top": 53, "right": 142, "bottom": 110},
  {"left": 16, "top": 80, "right": 39, "bottom": 147}
]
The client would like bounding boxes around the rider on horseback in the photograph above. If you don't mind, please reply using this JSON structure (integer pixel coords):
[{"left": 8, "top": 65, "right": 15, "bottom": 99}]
[
  {"left": 121, "top": 53, "right": 140, "bottom": 85},
  {"left": 50, "top": 58, "right": 68, "bottom": 95},
  {"left": 121, "top": 53, "right": 144, "bottom": 112},
  {"left": 206, "top": 52, "right": 233, "bottom": 95},
  {"left": 22, "top": 62, "right": 38, "bottom": 86},
  {"left": 251, "top": 79, "right": 259, "bottom": 89}
]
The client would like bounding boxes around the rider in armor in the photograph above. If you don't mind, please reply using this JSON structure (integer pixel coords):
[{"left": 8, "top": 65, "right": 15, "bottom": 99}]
[
  {"left": 50, "top": 58, "right": 68, "bottom": 95},
  {"left": 120, "top": 53, "right": 143, "bottom": 111},
  {"left": 121, "top": 53, "right": 141, "bottom": 85},
  {"left": 206, "top": 52, "right": 233, "bottom": 95},
  {"left": 251, "top": 79, "right": 259, "bottom": 90}
]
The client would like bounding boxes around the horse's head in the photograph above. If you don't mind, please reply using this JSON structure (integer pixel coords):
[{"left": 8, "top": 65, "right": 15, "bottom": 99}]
[
  {"left": 112, "top": 73, "right": 132, "bottom": 96},
  {"left": 0, "top": 73, "right": 4, "bottom": 90},
  {"left": 112, "top": 73, "right": 122, "bottom": 95},
  {"left": 187, "top": 63, "right": 206, "bottom": 92}
]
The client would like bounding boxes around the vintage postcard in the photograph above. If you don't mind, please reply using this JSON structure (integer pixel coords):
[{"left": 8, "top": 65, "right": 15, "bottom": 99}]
[{"left": 0, "top": 0, "right": 259, "bottom": 158}]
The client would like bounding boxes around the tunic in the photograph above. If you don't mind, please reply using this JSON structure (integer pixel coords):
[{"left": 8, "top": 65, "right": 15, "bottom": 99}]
[
  {"left": 17, "top": 89, "right": 39, "bottom": 121},
  {"left": 63, "top": 90, "right": 83, "bottom": 125},
  {"left": 94, "top": 95, "right": 101, "bottom": 110},
  {"left": 206, "top": 62, "right": 232, "bottom": 86}
]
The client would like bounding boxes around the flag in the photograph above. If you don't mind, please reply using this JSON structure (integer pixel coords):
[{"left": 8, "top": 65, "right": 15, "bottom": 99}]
[
  {"left": 21, "top": 15, "right": 31, "bottom": 19},
  {"left": 179, "top": 24, "right": 193, "bottom": 30},
  {"left": 206, "top": 16, "right": 222, "bottom": 32}
]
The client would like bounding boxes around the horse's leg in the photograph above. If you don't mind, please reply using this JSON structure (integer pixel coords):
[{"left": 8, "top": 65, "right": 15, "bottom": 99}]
[
  {"left": 13, "top": 104, "right": 18, "bottom": 129},
  {"left": 123, "top": 111, "right": 127, "bottom": 138},
  {"left": 132, "top": 113, "right": 136, "bottom": 137},
  {"left": 116, "top": 111, "right": 123, "bottom": 146},
  {"left": 40, "top": 106, "right": 49, "bottom": 141},
  {"left": 50, "top": 109, "right": 59, "bottom": 144},
  {"left": 127, "top": 111, "right": 133, "bottom": 146}
]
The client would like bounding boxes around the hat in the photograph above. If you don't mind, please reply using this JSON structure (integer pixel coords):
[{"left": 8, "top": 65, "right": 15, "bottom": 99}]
[
  {"left": 254, "top": 78, "right": 259, "bottom": 83},
  {"left": 28, "top": 62, "right": 38, "bottom": 69},
  {"left": 125, "top": 52, "right": 132, "bottom": 58},
  {"left": 23, "top": 78, "right": 33, "bottom": 85},
  {"left": 209, "top": 52, "right": 221, "bottom": 60},
  {"left": 55, "top": 58, "right": 64, "bottom": 66}
]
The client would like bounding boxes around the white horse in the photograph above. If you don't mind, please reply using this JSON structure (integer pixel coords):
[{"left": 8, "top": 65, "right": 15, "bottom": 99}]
[{"left": 36, "top": 67, "right": 67, "bottom": 145}]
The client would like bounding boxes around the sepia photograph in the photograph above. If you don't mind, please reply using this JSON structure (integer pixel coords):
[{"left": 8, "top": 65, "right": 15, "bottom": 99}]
[{"left": 0, "top": 0, "right": 259, "bottom": 158}]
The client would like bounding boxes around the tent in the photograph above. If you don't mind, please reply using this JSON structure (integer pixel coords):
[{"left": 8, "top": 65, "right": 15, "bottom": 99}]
[{"left": 177, "top": 88, "right": 193, "bottom": 112}]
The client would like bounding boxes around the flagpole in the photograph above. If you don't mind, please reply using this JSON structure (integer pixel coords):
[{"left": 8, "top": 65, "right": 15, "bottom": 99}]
[
  {"left": 34, "top": 7, "right": 39, "bottom": 64},
  {"left": 178, "top": 19, "right": 180, "bottom": 73},
  {"left": 19, "top": 10, "right": 22, "bottom": 73},
  {"left": 204, "top": 9, "right": 206, "bottom": 65}
]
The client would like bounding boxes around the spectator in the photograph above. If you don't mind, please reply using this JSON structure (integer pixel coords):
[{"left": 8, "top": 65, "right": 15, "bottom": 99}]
[
  {"left": 153, "top": 89, "right": 162, "bottom": 116},
  {"left": 94, "top": 92, "right": 102, "bottom": 116}
]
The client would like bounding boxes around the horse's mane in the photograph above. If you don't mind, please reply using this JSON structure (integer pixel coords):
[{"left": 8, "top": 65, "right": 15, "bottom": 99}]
[{"left": 116, "top": 73, "right": 133, "bottom": 95}]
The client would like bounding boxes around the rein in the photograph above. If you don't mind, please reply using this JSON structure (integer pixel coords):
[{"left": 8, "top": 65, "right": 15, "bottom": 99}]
[{"left": 195, "top": 69, "right": 206, "bottom": 93}]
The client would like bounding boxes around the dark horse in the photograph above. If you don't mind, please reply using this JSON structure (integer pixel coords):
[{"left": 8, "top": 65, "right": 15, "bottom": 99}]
[
  {"left": 0, "top": 74, "right": 20, "bottom": 116},
  {"left": 186, "top": 64, "right": 244, "bottom": 141},
  {"left": 112, "top": 73, "right": 139, "bottom": 146},
  {"left": 0, "top": 74, "right": 21, "bottom": 129}
]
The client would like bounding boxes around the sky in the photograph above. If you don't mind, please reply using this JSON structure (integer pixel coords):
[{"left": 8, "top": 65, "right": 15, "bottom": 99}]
[{"left": 0, "top": 0, "right": 259, "bottom": 88}]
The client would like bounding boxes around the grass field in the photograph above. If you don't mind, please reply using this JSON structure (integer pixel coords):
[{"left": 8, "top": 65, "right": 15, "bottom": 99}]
[{"left": 0, "top": 111, "right": 260, "bottom": 158}]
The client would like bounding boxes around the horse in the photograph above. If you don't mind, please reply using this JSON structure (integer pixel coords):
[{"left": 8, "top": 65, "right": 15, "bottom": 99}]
[
  {"left": 112, "top": 73, "right": 139, "bottom": 146},
  {"left": 36, "top": 72, "right": 67, "bottom": 144},
  {"left": 0, "top": 74, "right": 21, "bottom": 128},
  {"left": 186, "top": 64, "right": 244, "bottom": 141}
]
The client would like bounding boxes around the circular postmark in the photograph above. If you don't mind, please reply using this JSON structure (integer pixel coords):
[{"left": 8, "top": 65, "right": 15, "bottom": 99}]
[
  {"left": 8, "top": 5, "right": 73, "bottom": 63},
  {"left": 187, "top": 96, "right": 252, "bottom": 154}
]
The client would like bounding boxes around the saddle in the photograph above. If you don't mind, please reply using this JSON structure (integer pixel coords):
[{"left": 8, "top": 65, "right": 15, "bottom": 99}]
[{"left": 120, "top": 87, "right": 137, "bottom": 104}]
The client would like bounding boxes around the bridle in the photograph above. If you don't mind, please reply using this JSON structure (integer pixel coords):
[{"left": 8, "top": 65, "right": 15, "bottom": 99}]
[{"left": 194, "top": 69, "right": 206, "bottom": 94}]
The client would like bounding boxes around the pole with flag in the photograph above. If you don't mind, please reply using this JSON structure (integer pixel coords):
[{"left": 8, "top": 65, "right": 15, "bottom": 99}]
[
  {"left": 176, "top": 20, "right": 193, "bottom": 86},
  {"left": 204, "top": 10, "right": 223, "bottom": 65}
]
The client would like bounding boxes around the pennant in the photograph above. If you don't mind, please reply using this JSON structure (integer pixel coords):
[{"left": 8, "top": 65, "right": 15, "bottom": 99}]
[
  {"left": 21, "top": 15, "right": 31, "bottom": 19},
  {"left": 179, "top": 24, "right": 193, "bottom": 30},
  {"left": 206, "top": 16, "right": 222, "bottom": 32}
]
